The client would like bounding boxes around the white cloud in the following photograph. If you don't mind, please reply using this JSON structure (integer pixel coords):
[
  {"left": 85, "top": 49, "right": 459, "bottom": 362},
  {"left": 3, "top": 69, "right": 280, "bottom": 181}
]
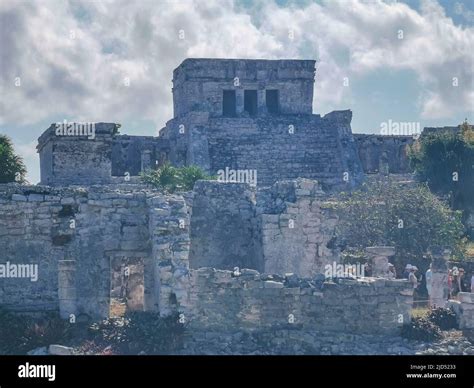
[{"left": 0, "top": 0, "right": 472, "bottom": 128}]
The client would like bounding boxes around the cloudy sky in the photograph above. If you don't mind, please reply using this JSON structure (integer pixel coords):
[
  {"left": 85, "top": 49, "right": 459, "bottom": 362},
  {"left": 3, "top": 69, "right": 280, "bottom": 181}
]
[{"left": 0, "top": 0, "right": 473, "bottom": 183}]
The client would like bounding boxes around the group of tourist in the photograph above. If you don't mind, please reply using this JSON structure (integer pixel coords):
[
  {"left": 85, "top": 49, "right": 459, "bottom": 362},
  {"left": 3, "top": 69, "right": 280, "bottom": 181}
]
[
  {"left": 403, "top": 263, "right": 473, "bottom": 301},
  {"left": 447, "top": 267, "right": 472, "bottom": 298}
]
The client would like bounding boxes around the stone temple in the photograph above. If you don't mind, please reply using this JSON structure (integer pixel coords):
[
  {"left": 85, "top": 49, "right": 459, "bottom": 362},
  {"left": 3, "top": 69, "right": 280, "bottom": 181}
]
[
  {"left": 37, "top": 58, "right": 413, "bottom": 189},
  {"left": 3, "top": 58, "right": 473, "bottom": 354}
]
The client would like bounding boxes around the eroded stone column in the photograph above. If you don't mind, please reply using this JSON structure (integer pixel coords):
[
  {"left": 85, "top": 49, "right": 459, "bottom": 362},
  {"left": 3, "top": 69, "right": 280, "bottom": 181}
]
[
  {"left": 365, "top": 246, "right": 395, "bottom": 278},
  {"left": 257, "top": 88, "right": 266, "bottom": 115},
  {"left": 58, "top": 260, "right": 77, "bottom": 319},
  {"left": 429, "top": 248, "right": 449, "bottom": 308},
  {"left": 141, "top": 149, "right": 152, "bottom": 172},
  {"left": 236, "top": 89, "right": 244, "bottom": 115},
  {"left": 147, "top": 195, "right": 190, "bottom": 317}
]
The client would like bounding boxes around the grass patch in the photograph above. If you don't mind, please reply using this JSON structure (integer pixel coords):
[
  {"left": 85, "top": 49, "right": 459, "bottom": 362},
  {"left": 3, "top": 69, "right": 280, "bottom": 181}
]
[{"left": 412, "top": 307, "right": 430, "bottom": 319}]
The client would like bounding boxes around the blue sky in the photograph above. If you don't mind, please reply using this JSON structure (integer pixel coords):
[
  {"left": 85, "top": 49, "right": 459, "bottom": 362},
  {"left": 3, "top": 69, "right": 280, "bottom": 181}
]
[{"left": 0, "top": 0, "right": 473, "bottom": 183}]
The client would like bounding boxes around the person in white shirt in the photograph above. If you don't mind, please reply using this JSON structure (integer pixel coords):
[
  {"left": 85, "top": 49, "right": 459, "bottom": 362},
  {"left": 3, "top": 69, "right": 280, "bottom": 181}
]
[
  {"left": 425, "top": 264, "right": 433, "bottom": 305},
  {"left": 408, "top": 266, "right": 418, "bottom": 289},
  {"left": 387, "top": 263, "right": 396, "bottom": 279}
]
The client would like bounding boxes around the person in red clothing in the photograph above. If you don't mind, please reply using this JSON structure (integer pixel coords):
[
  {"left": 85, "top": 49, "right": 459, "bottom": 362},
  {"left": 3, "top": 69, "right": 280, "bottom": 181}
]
[{"left": 447, "top": 269, "right": 453, "bottom": 299}]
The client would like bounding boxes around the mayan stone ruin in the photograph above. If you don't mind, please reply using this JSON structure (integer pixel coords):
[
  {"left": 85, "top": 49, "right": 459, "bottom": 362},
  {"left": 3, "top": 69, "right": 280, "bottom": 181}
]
[{"left": 1, "top": 58, "right": 473, "bottom": 355}]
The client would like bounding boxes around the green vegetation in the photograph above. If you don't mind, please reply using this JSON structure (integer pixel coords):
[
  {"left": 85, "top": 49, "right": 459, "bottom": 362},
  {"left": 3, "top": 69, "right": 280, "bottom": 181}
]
[
  {"left": 140, "top": 163, "right": 214, "bottom": 193},
  {"left": 0, "top": 134, "right": 27, "bottom": 183},
  {"left": 88, "top": 312, "right": 185, "bottom": 354},
  {"left": 401, "top": 317, "right": 442, "bottom": 341},
  {"left": 428, "top": 307, "right": 458, "bottom": 331},
  {"left": 0, "top": 308, "right": 71, "bottom": 354},
  {"left": 0, "top": 307, "right": 185, "bottom": 355},
  {"left": 334, "top": 179, "right": 465, "bottom": 265},
  {"left": 409, "top": 121, "right": 474, "bottom": 240},
  {"left": 402, "top": 307, "right": 458, "bottom": 341}
]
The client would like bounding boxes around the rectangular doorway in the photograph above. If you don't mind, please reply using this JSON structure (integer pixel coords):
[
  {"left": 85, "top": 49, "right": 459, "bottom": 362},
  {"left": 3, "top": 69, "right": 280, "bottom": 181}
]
[
  {"left": 110, "top": 256, "right": 144, "bottom": 317},
  {"left": 244, "top": 90, "right": 258, "bottom": 116}
]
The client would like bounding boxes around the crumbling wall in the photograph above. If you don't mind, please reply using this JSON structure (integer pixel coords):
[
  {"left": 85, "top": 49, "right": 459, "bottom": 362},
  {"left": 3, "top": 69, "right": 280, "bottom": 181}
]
[
  {"left": 160, "top": 112, "right": 211, "bottom": 171},
  {"left": 111, "top": 135, "right": 169, "bottom": 177},
  {"left": 147, "top": 193, "right": 190, "bottom": 316},
  {"left": 1, "top": 182, "right": 416, "bottom": 341},
  {"left": 0, "top": 188, "right": 65, "bottom": 312},
  {"left": 189, "top": 181, "right": 262, "bottom": 271},
  {"left": 354, "top": 134, "right": 414, "bottom": 174},
  {"left": 181, "top": 268, "right": 413, "bottom": 335},
  {"left": 449, "top": 293, "right": 474, "bottom": 335},
  {"left": 37, "top": 123, "right": 116, "bottom": 186},
  {"left": 0, "top": 184, "right": 175, "bottom": 318},
  {"left": 257, "top": 179, "right": 339, "bottom": 277},
  {"left": 162, "top": 110, "right": 364, "bottom": 190},
  {"left": 206, "top": 112, "right": 363, "bottom": 189},
  {"left": 187, "top": 179, "right": 340, "bottom": 277}
]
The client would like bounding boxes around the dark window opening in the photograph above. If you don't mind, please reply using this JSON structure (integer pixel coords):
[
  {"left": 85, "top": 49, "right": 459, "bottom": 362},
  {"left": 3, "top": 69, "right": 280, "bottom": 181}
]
[
  {"left": 244, "top": 90, "right": 258, "bottom": 116},
  {"left": 223, "top": 90, "right": 236, "bottom": 117},
  {"left": 266, "top": 90, "right": 279, "bottom": 114}
]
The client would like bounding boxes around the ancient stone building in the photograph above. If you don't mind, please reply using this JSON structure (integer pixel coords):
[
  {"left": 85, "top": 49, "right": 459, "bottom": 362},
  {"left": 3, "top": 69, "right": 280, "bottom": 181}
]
[
  {"left": 0, "top": 180, "right": 413, "bottom": 337},
  {"left": 37, "top": 59, "right": 371, "bottom": 190},
  {"left": 2, "top": 58, "right": 434, "bottom": 350}
]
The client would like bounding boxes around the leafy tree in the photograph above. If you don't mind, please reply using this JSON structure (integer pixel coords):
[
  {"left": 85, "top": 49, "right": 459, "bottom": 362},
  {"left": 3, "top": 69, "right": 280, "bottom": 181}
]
[
  {"left": 0, "top": 134, "right": 27, "bottom": 183},
  {"left": 334, "top": 179, "right": 465, "bottom": 270},
  {"left": 140, "top": 163, "right": 213, "bottom": 193},
  {"left": 408, "top": 120, "right": 474, "bottom": 210}
]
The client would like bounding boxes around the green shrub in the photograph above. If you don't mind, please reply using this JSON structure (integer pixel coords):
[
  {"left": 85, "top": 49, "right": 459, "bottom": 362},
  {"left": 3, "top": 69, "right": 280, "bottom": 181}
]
[
  {"left": 409, "top": 121, "right": 474, "bottom": 240},
  {"left": 401, "top": 317, "right": 442, "bottom": 342},
  {"left": 21, "top": 313, "right": 72, "bottom": 350},
  {"left": 409, "top": 121, "right": 474, "bottom": 210},
  {"left": 0, "top": 307, "right": 28, "bottom": 354},
  {"left": 0, "top": 308, "right": 71, "bottom": 354},
  {"left": 140, "top": 163, "right": 213, "bottom": 193},
  {"left": 428, "top": 307, "right": 458, "bottom": 331},
  {"left": 88, "top": 311, "right": 185, "bottom": 354},
  {"left": 335, "top": 179, "right": 466, "bottom": 265}
]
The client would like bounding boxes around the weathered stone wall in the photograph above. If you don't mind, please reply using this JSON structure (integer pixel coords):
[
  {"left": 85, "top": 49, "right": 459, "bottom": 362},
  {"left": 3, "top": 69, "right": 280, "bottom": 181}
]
[
  {"left": 111, "top": 135, "right": 169, "bottom": 177},
  {"left": 37, "top": 123, "right": 116, "bottom": 186},
  {"left": 0, "top": 187, "right": 65, "bottom": 312},
  {"left": 172, "top": 59, "right": 315, "bottom": 118},
  {"left": 257, "top": 179, "right": 339, "bottom": 276},
  {"left": 206, "top": 112, "right": 363, "bottom": 189},
  {"left": 147, "top": 193, "right": 190, "bottom": 316},
  {"left": 354, "top": 134, "right": 414, "bottom": 174},
  {"left": 1, "top": 181, "right": 416, "bottom": 342},
  {"left": 0, "top": 184, "right": 189, "bottom": 318},
  {"left": 38, "top": 125, "right": 171, "bottom": 186},
  {"left": 189, "top": 181, "right": 262, "bottom": 271},
  {"left": 162, "top": 110, "right": 365, "bottom": 190},
  {"left": 457, "top": 293, "right": 474, "bottom": 332},
  {"left": 448, "top": 293, "right": 474, "bottom": 339},
  {"left": 187, "top": 179, "right": 340, "bottom": 277},
  {"left": 160, "top": 112, "right": 211, "bottom": 171},
  {"left": 181, "top": 268, "right": 413, "bottom": 335}
]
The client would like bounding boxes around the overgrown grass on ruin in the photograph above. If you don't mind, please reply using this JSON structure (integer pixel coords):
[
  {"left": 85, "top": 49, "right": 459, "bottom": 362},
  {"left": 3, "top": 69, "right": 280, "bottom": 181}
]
[{"left": 140, "top": 163, "right": 215, "bottom": 193}]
